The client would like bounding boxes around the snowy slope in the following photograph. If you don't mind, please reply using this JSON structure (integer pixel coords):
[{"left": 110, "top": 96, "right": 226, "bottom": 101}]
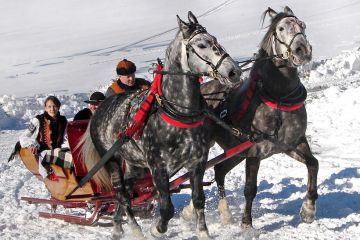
[{"left": 1, "top": 0, "right": 360, "bottom": 239}]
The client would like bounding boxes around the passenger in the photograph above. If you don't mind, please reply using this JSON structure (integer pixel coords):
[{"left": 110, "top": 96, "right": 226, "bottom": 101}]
[
  {"left": 105, "top": 59, "right": 150, "bottom": 97},
  {"left": 105, "top": 59, "right": 151, "bottom": 186},
  {"left": 19, "top": 96, "right": 70, "bottom": 181},
  {"left": 74, "top": 91, "right": 105, "bottom": 121}
]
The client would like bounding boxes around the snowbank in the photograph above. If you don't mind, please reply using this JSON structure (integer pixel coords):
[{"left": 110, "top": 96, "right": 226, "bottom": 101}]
[{"left": 301, "top": 47, "right": 360, "bottom": 89}]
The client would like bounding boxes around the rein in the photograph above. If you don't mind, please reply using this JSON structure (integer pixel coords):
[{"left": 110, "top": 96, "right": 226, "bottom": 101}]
[{"left": 150, "top": 24, "right": 234, "bottom": 126}]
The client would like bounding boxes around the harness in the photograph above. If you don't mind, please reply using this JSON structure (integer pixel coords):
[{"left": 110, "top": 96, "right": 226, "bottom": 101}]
[
  {"left": 217, "top": 73, "right": 307, "bottom": 139},
  {"left": 121, "top": 63, "right": 205, "bottom": 140},
  {"left": 154, "top": 64, "right": 206, "bottom": 128},
  {"left": 184, "top": 25, "right": 230, "bottom": 80}
]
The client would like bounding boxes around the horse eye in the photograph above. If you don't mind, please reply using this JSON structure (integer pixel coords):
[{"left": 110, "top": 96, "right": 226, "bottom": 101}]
[
  {"left": 197, "top": 44, "right": 207, "bottom": 49},
  {"left": 279, "top": 27, "right": 284, "bottom": 31}
]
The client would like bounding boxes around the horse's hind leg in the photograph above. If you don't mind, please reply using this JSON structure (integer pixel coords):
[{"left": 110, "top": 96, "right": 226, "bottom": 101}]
[
  {"left": 150, "top": 167, "right": 174, "bottom": 237},
  {"left": 286, "top": 136, "right": 319, "bottom": 223},
  {"left": 242, "top": 157, "right": 260, "bottom": 228},
  {"left": 106, "top": 161, "right": 143, "bottom": 239},
  {"left": 189, "top": 160, "right": 210, "bottom": 239}
]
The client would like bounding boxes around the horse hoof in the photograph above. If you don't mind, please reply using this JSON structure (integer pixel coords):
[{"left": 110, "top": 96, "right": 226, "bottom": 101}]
[
  {"left": 218, "top": 199, "right": 234, "bottom": 224},
  {"left": 111, "top": 224, "right": 124, "bottom": 239},
  {"left": 300, "top": 202, "right": 316, "bottom": 223},
  {"left": 181, "top": 202, "right": 194, "bottom": 221},
  {"left": 111, "top": 228, "right": 124, "bottom": 240},
  {"left": 240, "top": 222, "right": 253, "bottom": 230},
  {"left": 129, "top": 225, "right": 145, "bottom": 240},
  {"left": 241, "top": 225, "right": 259, "bottom": 239},
  {"left": 150, "top": 223, "right": 166, "bottom": 238},
  {"left": 196, "top": 229, "right": 210, "bottom": 240}
]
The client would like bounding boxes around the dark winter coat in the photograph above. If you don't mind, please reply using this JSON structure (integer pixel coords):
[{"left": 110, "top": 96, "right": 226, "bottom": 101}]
[{"left": 74, "top": 108, "right": 92, "bottom": 121}]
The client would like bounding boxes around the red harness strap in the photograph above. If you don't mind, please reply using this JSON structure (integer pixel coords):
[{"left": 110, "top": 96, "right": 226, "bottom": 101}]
[
  {"left": 260, "top": 96, "right": 304, "bottom": 111},
  {"left": 123, "top": 64, "right": 163, "bottom": 139},
  {"left": 123, "top": 64, "right": 204, "bottom": 139},
  {"left": 231, "top": 75, "right": 258, "bottom": 123},
  {"left": 160, "top": 112, "right": 204, "bottom": 128},
  {"left": 231, "top": 74, "right": 304, "bottom": 123},
  {"left": 156, "top": 67, "right": 204, "bottom": 128}
]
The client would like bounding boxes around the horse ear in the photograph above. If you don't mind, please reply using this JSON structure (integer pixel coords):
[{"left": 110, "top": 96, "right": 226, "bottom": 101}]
[
  {"left": 188, "top": 11, "right": 198, "bottom": 24},
  {"left": 177, "top": 15, "right": 192, "bottom": 39},
  {"left": 267, "top": 7, "right": 277, "bottom": 19},
  {"left": 284, "top": 6, "right": 295, "bottom": 16}
]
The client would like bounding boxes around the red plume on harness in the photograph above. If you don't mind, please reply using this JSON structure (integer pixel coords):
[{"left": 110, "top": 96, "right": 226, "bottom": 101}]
[
  {"left": 122, "top": 63, "right": 205, "bottom": 140},
  {"left": 123, "top": 64, "right": 163, "bottom": 139}
]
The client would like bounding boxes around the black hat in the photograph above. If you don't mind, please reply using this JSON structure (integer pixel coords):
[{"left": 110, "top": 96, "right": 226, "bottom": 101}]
[
  {"left": 84, "top": 91, "right": 105, "bottom": 104},
  {"left": 116, "top": 59, "right": 136, "bottom": 75}
]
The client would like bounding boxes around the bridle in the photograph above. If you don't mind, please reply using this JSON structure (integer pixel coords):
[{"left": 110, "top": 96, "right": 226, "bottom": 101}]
[
  {"left": 184, "top": 25, "right": 229, "bottom": 80},
  {"left": 272, "top": 16, "right": 307, "bottom": 62},
  {"left": 149, "top": 26, "right": 233, "bottom": 125}
]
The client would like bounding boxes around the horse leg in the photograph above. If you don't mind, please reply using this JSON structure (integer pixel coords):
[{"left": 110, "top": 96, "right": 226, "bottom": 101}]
[
  {"left": 241, "top": 157, "right": 260, "bottom": 228},
  {"left": 189, "top": 160, "right": 210, "bottom": 239},
  {"left": 150, "top": 167, "right": 174, "bottom": 237},
  {"left": 214, "top": 156, "right": 245, "bottom": 224},
  {"left": 181, "top": 197, "right": 195, "bottom": 221},
  {"left": 181, "top": 153, "right": 245, "bottom": 224},
  {"left": 286, "top": 136, "right": 319, "bottom": 223},
  {"left": 106, "top": 161, "right": 143, "bottom": 240}
]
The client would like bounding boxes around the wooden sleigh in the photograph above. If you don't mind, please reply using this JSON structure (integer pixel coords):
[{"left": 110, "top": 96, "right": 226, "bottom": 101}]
[
  {"left": 20, "top": 120, "right": 155, "bottom": 225},
  {"left": 19, "top": 120, "right": 255, "bottom": 225}
]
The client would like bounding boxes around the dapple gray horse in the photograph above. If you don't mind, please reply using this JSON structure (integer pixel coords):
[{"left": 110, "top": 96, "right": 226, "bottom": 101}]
[
  {"left": 82, "top": 11, "right": 241, "bottom": 239},
  {"left": 183, "top": 6, "right": 318, "bottom": 229}
]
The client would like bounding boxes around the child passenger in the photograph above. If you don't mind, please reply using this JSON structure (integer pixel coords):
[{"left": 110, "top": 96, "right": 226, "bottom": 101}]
[{"left": 19, "top": 96, "right": 71, "bottom": 181}]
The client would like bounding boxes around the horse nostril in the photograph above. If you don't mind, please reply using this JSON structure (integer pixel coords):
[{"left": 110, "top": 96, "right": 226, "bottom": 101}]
[
  {"left": 228, "top": 69, "right": 236, "bottom": 78},
  {"left": 296, "top": 47, "right": 302, "bottom": 54}
]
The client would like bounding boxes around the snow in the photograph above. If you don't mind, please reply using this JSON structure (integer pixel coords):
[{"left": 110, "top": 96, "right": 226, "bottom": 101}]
[{"left": 1, "top": 0, "right": 360, "bottom": 239}]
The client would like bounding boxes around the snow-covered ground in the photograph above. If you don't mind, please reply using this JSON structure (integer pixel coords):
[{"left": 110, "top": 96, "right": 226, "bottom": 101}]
[{"left": 1, "top": 0, "right": 360, "bottom": 239}]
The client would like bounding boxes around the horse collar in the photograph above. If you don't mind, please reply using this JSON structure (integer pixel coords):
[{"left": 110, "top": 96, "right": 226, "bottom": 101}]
[
  {"left": 258, "top": 75, "right": 307, "bottom": 111},
  {"left": 153, "top": 64, "right": 205, "bottom": 128},
  {"left": 230, "top": 73, "right": 306, "bottom": 125}
]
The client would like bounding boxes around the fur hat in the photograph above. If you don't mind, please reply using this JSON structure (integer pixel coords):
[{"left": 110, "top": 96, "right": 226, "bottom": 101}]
[
  {"left": 116, "top": 59, "right": 136, "bottom": 75},
  {"left": 84, "top": 91, "right": 105, "bottom": 104}
]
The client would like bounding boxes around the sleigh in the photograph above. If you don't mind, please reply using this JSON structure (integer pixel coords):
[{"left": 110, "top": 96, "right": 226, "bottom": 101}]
[{"left": 19, "top": 119, "right": 255, "bottom": 225}]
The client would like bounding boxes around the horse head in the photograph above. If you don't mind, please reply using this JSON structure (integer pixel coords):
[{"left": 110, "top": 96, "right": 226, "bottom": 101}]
[
  {"left": 261, "top": 6, "right": 312, "bottom": 67},
  {"left": 176, "top": 11, "right": 241, "bottom": 85}
]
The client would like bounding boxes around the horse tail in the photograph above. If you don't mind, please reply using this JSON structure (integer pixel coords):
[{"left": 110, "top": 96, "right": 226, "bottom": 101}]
[{"left": 78, "top": 122, "right": 112, "bottom": 191}]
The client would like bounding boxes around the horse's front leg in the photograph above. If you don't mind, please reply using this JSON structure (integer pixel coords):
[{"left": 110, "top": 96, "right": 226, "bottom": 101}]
[
  {"left": 241, "top": 157, "right": 260, "bottom": 228},
  {"left": 106, "top": 160, "right": 143, "bottom": 240},
  {"left": 286, "top": 136, "right": 319, "bottom": 223},
  {"left": 189, "top": 159, "right": 210, "bottom": 239},
  {"left": 150, "top": 167, "right": 174, "bottom": 237},
  {"left": 214, "top": 155, "right": 245, "bottom": 224}
]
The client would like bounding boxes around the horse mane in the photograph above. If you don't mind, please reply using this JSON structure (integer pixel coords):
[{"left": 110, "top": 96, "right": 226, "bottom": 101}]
[
  {"left": 165, "top": 30, "right": 181, "bottom": 63},
  {"left": 165, "top": 22, "right": 205, "bottom": 63}
]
